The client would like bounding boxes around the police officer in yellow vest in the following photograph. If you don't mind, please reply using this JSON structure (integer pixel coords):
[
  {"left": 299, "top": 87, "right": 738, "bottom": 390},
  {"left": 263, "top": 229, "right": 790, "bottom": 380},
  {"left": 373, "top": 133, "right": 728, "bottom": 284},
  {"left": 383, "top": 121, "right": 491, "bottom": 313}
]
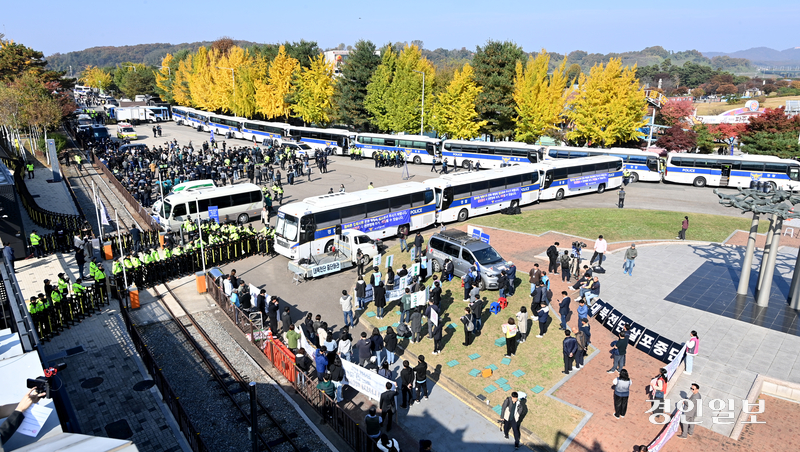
[
  {"left": 26, "top": 161, "right": 35, "bottom": 179},
  {"left": 30, "top": 230, "right": 44, "bottom": 258}
]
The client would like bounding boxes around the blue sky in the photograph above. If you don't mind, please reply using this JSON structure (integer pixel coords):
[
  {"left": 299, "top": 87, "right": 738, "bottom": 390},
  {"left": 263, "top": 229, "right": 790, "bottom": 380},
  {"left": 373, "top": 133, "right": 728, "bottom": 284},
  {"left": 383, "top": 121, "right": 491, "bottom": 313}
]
[{"left": 4, "top": 0, "right": 798, "bottom": 56}]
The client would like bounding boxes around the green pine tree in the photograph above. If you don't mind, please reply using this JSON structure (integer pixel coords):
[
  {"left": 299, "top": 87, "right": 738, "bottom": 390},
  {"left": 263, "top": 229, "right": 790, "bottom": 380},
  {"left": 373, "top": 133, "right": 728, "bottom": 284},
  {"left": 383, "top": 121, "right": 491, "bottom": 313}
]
[
  {"left": 472, "top": 40, "right": 526, "bottom": 140},
  {"left": 332, "top": 40, "right": 381, "bottom": 131}
]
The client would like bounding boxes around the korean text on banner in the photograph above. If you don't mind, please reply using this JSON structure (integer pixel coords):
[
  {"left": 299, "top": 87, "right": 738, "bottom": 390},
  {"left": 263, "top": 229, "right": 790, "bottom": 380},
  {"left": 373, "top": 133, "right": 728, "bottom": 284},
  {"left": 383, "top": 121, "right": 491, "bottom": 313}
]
[
  {"left": 470, "top": 187, "right": 521, "bottom": 209},
  {"left": 340, "top": 359, "right": 397, "bottom": 401},
  {"left": 343, "top": 211, "right": 411, "bottom": 234},
  {"left": 568, "top": 173, "right": 609, "bottom": 190},
  {"left": 664, "top": 343, "right": 687, "bottom": 381}
]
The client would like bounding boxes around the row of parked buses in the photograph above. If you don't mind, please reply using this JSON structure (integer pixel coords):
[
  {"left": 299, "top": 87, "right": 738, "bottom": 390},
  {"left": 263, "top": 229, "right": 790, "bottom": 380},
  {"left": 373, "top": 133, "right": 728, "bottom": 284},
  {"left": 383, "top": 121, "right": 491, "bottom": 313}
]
[{"left": 171, "top": 106, "right": 800, "bottom": 191}]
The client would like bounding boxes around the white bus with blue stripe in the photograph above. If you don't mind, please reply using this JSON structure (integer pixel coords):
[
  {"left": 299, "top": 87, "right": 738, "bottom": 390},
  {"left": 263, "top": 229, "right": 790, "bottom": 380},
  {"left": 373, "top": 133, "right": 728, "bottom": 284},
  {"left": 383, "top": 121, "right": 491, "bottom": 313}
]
[
  {"left": 538, "top": 156, "right": 624, "bottom": 200},
  {"left": 354, "top": 133, "right": 440, "bottom": 165},
  {"left": 287, "top": 125, "right": 354, "bottom": 155},
  {"left": 241, "top": 120, "right": 289, "bottom": 145},
  {"left": 425, "top": 166, "right": 542, "bottom": 223},
  {"left": 273, "top": 182, "right": 436, "bottom": 259},
  {"left": 173, "top": 106, "right": 210, "bottom": 131},
  {"left": 545, "top": 146, "right": 662, "bottom": 182},
  {"left": 664, "top": 154, "right": 800, "bottom": 189},
  {"left": 440, "top": 140, "right": 541, "bottom": 169},
  {"left": 208, "top": 114, "right": 247, "bottom": 139}
]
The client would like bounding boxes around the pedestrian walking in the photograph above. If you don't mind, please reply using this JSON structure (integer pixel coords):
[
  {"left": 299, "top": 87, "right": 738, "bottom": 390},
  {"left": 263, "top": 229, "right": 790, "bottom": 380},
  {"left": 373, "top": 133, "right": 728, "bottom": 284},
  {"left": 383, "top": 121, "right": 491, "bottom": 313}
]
[
  {"left": 562, "top": 330, "right": 578, "bottom": 374},
  {"left": 678, "top": 216, "right": 689, "bottom": 240},
  {"left": 500, "top": 391, "right": 528, "bottom": 450},
  {"left": 340, "top": 290, "right": 354, "bottom": 328},
  {"left": 685, "top": 331, "right": 699, "bottom": 375},
  {"left": 546, "top": 242, "right": 559, "bottom": 274},
  {"left": 502, "top": 318, "right": 518, "bottom": 357},
  {"left": 677, "top": 383, "right": 702, "bottom": 439},
  {"left": 623, "top": 243, "right": 637, "bottom": 275},
  {"left": 612, "top": 369, "right": 632, "bottom": 419},
  {"left": 618, "top": 187, "right": 625, "bottom": 208},
  {"left": 589, "top": 235, "right": 607, "bottom": 268}
]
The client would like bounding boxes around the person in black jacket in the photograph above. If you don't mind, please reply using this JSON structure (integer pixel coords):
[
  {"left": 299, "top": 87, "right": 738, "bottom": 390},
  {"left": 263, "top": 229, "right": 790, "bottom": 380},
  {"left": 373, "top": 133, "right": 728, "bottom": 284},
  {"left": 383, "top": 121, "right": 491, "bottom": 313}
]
[
  {"left": 374, "top": 282, "right": 387, "bottom": 319},
  {"left": 328, "top": 356, "right": 345, "bottom": 403},
  {"left": 0, "top": 389, "right": 46, "bottom": 446},
  {"left": 370, "top": 327, "right": 386, "bottom": 367},
  {"left": 498, "top": 270, "right": 509, "bottom": 299},
  {"left": 379, "top": 382, "right": 397, "bottom": 431},
  {"left": 430, "top": 280, "right": 442, "bottom": 306},
  {"left": 267, "top": 296, "right": 280, "bottom": 335},
  {"left": 547, "top": 242, "right": 560, "bottom": 274},
  {"left": 461, "top": 307, "right": 476, "bottom": 346},
  {"left": 400, "top": 360, "right": 414, "bottom": 408},
  {"left": 384, "top": 327, "right": 398, "bottom": 364},
  {"left": 500, "top": 392, "right": 528, "bottom": 449},
  {"left": 413, "top": 355, "right": 428, "bottom": 402}
]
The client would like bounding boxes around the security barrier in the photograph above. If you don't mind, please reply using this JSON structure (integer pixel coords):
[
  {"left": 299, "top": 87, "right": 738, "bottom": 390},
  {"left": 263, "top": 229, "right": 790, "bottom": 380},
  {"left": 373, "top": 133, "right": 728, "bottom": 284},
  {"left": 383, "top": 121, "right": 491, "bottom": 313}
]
[
  {"left": 204, "top": 273, "right": 379, "bottom": 452},
  {"left": 92, "top": 152, "right": 161, "bottom": 231}
]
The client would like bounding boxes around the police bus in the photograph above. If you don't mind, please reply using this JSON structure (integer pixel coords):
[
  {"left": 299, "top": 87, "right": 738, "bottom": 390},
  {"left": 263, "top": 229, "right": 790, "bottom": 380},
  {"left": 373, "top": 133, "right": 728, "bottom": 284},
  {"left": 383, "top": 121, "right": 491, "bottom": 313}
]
[
  {"left": 208, "top": 114, "right": 246, "bottom": 139},
  {"left": 663, "top": 153, "right": 800, "bottom": 189},
  {"left": 152, "top": 183, "right": 263, "bottom": 231},
  {"left": 353, "top": 133, "right": 440, "bottom": 164},
  {"left": 286, "top": 125, "right": 354, "bottom": 155},
  {"left": 273, "top": 182, "right": 436, "bottom": 259},
  {"left": 440, "top": 140, "right": 541, "bottom": 169},
  {"left": 545, "top": 146, "right": 662, "bottom": 182},
  {"left": 538, "top": 156, "right": 624, "bottom": 200},
  {"left": 173, "top": 106, "right": 210, "bottom": 131},
  {"left": 241, "top": 119, "right": 289, "bottom": 145},
  {"left": 425, "top": 166, "right": 541, "bottom": 223}
]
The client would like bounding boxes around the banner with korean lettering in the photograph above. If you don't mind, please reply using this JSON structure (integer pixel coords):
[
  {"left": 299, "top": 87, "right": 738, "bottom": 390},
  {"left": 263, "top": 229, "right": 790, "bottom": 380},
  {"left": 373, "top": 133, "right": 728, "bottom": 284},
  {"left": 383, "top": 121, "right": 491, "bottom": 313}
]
[
  {"left": 470, "top": 187, "right": 521, "bottom": 209},
  {"left": 343, "top": 211, "right": 411, "bottom": 234},
  {"left": 647, "top": 409, "right": 682, "bottom": 452},
  {"left": 568, "top": 173, "right": 608, "bottom": 190},
  {"left": 341, "top": 359, "right": 397, "bottom": 401}
]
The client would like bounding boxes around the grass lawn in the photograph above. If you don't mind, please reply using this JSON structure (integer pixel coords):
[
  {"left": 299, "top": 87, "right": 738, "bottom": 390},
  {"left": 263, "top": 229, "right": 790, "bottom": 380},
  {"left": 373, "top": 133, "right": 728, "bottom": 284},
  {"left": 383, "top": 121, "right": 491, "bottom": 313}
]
[
  {"left": 361, "top": 240, "right": 586, "bottom": 450},
  {"left": 469, "top": 208, "right": 767, "bottom": 243},
  {"left": 693, "top": 95, "right": 800, "bottom": 116}
]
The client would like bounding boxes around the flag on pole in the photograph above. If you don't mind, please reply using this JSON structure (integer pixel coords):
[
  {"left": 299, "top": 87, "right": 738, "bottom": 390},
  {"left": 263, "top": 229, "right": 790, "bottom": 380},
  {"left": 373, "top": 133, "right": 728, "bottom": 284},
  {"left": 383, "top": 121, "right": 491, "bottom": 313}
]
[{"left": 96, "top": 196, "right": 110, "bottom": 225}]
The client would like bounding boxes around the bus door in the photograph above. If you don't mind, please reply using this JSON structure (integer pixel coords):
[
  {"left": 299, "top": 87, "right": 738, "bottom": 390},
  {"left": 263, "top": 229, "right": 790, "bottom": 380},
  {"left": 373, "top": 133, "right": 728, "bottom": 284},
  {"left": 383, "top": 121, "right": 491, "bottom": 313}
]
[
  {"left": 720, "top": 164, "right": 732, "bottom": 186},
  {"left": 647, "top": 157, "right": 660, "bottom": 173},
  {"left": 542, "top": 170, "right": 554, "bottom": 189},
  {"left": 441, "top": 187, "right": 454, "bottom": 210}
]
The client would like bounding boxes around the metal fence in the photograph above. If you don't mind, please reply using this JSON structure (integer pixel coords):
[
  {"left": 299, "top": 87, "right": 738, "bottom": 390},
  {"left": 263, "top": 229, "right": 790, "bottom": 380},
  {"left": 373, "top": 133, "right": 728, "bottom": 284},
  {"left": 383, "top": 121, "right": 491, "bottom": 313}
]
[
  {"left": 204, "top": 273, "right": 379, "bottom": 452},
  {"left": 120, "top": 307, "right": 209, "bottom": 452}
]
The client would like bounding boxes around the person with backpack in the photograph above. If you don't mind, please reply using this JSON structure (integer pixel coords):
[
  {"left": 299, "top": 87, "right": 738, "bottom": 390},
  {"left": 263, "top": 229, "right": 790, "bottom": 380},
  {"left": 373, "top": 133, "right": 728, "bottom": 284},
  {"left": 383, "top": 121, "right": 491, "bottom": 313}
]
[
  {"left": 500, "top": 391, "right": 528, "bottom": 449},
  {"left": 560, "top": 250, "right": 572, "bottom": 282},
  {"left": 461, "top": 307, "right": 476, "bottom": 346},
  {"left": 547, "top": 242, "right": 560, "bottom": 274}
]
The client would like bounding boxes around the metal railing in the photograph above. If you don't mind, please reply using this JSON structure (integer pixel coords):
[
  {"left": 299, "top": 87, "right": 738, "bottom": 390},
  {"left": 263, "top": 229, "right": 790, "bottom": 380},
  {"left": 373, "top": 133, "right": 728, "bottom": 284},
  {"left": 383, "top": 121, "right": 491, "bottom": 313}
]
[
  {"left": 91, "top": 155, "right": 160, "bottom": 231},
  {"left": 204, "top": 273, "right": 379, "bottom": 452},
  {"left": 120, "top": 307, "right": 209, "bottom": 452}
]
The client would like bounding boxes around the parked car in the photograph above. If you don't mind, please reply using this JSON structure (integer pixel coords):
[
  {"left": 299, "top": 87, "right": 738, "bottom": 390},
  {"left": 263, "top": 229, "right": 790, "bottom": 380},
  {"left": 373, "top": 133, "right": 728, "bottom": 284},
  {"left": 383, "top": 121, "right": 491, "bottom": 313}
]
[{"left": 427, "top": 229, "right": 507, "bottom": 290}]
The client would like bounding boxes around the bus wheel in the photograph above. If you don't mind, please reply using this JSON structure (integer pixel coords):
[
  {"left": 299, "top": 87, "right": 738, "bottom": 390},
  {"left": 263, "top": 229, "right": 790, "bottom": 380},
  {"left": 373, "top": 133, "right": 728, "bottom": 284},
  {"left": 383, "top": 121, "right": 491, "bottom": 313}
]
[
  {"left": 237, "top": 213, "right": 250, "bottom": 224},
  {"left": 431, "top": 259, "right": 441, "bottom": 273},
  {"left": 324, "top": 240, "right": 335, "bottom": 253},
  {"left": 457, "top": 209, "right": 469, "bottom": 222},
  {"left": 413, "top": 156, "right": 422, "bottom": 164},
  {"left": 555, "top": 189, "right": 565, "bottom": 200},
  {"left": 768, "top": 181, "right": 777, "bottom": 191},
  {"left": 693, "top": 177, "right": 706, "bottom": 187},
  {"left": 630, "top": 172, "right": 640, "bottom": 183},
  {"left": 462, "top": 160, "right": 471, "bottom": 169},
  {"left": 597, "top": 184, "right": 606, "bottom": 194},
  {"left": 252, "top": 135, "right": 257, "bottom": 142}
]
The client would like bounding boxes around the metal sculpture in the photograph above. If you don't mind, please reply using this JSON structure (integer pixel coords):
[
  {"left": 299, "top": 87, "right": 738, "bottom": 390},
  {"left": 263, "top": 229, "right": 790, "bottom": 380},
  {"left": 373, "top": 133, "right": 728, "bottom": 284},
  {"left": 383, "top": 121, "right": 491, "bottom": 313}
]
[{"left": 715, "top": 187, "right": 800, "bottom": 308}]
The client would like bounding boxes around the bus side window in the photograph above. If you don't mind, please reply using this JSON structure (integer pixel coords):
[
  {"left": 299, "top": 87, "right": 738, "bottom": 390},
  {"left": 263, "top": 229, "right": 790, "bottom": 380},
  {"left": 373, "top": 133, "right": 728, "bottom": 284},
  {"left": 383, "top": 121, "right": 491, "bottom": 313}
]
[
  {"left": 543, "top": 170, "right": 553, "bottom": 189},
  {"left": 173, "top": 203, "right": 187, "bottom": 219},
  {"left": 299, "top": 216, "right": 315, "bottom": 244}
]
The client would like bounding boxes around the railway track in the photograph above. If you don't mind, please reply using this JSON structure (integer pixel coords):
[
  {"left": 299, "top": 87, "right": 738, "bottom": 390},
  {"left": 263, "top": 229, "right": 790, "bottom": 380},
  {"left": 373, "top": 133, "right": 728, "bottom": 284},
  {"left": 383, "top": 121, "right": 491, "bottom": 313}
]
[{"left": 150, "top": 284, "right": 307, "bottom": 452}]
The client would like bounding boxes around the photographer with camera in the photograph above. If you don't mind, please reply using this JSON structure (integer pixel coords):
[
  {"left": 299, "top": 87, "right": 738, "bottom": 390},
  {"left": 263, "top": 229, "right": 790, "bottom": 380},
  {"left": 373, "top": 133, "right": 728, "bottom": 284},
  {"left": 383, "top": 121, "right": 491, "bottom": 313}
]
[
  {"left": 0, "top": 389, "right": 47, "bottom": 445},
  {"left": 570, "top": 241, "right": 586, "bottom": 279}
]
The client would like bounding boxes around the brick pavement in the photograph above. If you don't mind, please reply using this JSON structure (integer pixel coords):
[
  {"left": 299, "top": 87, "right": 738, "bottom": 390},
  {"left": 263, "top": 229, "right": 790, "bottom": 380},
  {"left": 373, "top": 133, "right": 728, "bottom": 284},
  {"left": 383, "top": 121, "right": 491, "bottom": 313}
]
[{"left": 14, "top": 254, "right": 190, "bottom": 452}]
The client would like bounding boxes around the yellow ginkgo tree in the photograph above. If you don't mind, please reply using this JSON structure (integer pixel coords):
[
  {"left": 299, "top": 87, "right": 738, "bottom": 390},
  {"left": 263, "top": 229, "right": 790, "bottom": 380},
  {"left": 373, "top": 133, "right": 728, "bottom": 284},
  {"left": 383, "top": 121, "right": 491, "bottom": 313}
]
[
  {"left": 513, "top": 50, "right": 568, "bottom": 144},
  {"left": 292, "top": 54, "right": 334, "bottom": 125},
  {"left": 256, "top": 45, "right": 299, "bottom": 120},
  {"left": 430, "top": 62, "right": 486, "bottom": 139},
  {"left": 80, "top": 65, "right": 111, "bottom": 91},
  {"left": 566, "top": 58, "right": 647, "bottom": 146}
]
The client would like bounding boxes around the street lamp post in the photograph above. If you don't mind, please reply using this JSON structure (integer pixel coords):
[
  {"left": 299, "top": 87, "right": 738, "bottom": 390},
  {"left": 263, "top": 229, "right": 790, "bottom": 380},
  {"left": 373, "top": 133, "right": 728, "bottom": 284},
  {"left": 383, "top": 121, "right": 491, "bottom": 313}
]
[
  {"left": 413, "top": 70, "right": 425, "bottom": 136},
  {"left": 159, "top": 66, "right": 172, "bottom": 76}
]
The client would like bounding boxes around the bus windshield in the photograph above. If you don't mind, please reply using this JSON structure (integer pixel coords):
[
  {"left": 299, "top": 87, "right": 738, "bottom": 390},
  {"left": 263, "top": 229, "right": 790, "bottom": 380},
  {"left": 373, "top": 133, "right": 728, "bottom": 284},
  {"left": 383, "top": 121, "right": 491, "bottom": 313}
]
[
  {"left": 162, "top": 201, "right": 173, "bottom": 219},
  {"left": 276, "top": 214, "right": 299, "bottom": 241}
]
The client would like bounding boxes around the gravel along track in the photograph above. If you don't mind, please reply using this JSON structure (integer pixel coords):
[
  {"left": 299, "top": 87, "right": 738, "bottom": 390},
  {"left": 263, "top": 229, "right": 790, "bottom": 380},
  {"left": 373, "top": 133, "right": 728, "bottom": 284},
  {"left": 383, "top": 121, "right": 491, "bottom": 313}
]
[
  {"left": 191, "top": 310, "right": 328, "bottom": 452},
  {"left": 139, "top": 319, "right": 253, "bottom": 452}
]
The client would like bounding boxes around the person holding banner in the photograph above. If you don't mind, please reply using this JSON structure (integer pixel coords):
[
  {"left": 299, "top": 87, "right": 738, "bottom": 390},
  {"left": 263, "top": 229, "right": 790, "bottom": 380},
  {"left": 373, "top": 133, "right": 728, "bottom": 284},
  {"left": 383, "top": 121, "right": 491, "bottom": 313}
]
[{"left": 426, "top": 299, "right": 442, "bottom": 355}]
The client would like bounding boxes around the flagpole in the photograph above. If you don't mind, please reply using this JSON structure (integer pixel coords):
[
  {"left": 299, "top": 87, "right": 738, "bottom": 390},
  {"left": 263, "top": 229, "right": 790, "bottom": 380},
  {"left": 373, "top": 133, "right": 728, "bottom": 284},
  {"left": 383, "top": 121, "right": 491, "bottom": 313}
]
[
  {"left": 115, "top": 209, "right": 129, "bottom": 298},
  {"left": 195, "top": 198, "right": 206, "bottom": 273},
  {"left": 92, "top": 181, "right": 104, "bottom": 241}
]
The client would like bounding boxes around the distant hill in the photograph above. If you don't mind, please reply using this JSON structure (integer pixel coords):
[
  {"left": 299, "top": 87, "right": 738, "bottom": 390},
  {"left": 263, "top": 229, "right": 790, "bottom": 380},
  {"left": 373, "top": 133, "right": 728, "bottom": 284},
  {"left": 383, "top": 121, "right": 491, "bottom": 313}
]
[
  {"left": 702, "top": 47, "right": 800, "bottom": 66},
  {"left": 46, "top": 40, "right": 260, "bottom": 72}
]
